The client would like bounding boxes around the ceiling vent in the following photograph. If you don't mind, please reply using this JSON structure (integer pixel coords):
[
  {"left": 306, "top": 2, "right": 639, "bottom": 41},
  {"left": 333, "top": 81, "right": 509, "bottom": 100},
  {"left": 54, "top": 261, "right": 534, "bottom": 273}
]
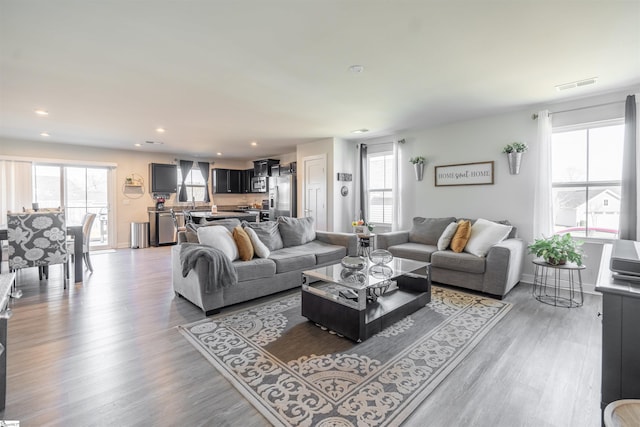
[
  {"left": 555, "top": 77, "right": 598, "bottom": 91},
  {"left": 145, "top": 140, "right": 164, "bottom": 145}
]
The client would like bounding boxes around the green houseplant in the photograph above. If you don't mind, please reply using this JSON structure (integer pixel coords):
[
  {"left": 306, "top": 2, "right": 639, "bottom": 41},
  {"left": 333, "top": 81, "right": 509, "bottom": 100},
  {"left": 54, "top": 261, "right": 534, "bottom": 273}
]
[
  {"left": 502, "top": 142, "right": 529, "bottom": 153},
  {"left": 409, "top": 156, "right": 426, "bottom": 181},
  {"left": 528, "top": 234, "right": 584, "bottom": 266},
  {"left": 502, "top": 142, "right": 528, "bottom": 175}
]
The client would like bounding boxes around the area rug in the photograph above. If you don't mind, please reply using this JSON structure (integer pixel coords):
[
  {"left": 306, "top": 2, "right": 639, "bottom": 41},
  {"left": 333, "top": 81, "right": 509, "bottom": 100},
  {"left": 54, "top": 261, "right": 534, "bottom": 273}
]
[{"left": 178, "top": 286, "right": 512, "bottom": 427}]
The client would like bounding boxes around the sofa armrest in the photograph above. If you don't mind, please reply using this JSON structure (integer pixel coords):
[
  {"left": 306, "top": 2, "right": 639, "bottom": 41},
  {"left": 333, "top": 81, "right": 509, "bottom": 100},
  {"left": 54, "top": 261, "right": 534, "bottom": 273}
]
[
  {"left": 315, "top": 231, "right": 358, "bottom": 256},
  {"left": 376, "top": 231, "right": 410, "bottom": 250},
  {"left": 483, "top": 238, "right": 526, "bottom": 296}
]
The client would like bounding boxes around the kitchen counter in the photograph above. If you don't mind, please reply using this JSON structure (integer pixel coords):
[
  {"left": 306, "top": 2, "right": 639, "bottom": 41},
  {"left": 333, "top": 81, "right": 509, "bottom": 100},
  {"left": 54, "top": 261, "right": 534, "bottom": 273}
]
[{"left": 190, "top": 211, "right": 258, "bottom": 224}]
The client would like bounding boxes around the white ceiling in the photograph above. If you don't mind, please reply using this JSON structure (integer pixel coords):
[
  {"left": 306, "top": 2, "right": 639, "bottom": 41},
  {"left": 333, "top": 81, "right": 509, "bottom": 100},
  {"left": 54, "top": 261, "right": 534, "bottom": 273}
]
[{"left": 1, "top": 1, "right": 639, "bottom": 159}]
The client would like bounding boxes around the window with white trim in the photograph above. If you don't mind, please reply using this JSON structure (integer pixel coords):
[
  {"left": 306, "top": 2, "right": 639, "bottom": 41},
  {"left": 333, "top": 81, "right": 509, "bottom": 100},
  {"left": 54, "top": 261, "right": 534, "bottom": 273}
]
[
  {"left": 551, "top": 120, "right": 624, "bottom": 238},
  {"left": 367, "top": 144, "right": 394, "bottom": 226}
]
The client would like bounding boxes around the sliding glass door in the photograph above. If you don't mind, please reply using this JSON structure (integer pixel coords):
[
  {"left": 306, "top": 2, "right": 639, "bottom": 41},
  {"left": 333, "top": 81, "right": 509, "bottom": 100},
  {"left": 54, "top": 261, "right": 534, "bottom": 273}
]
[{"left": 33, "top": 164, "right": 112, "bottom": 249}]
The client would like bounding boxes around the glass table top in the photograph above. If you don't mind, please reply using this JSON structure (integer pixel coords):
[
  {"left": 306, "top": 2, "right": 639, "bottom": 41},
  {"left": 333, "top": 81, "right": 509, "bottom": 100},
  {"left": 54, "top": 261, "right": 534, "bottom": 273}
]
[{"left": 303, "top": 257, "right": 428, "bottom": 290}]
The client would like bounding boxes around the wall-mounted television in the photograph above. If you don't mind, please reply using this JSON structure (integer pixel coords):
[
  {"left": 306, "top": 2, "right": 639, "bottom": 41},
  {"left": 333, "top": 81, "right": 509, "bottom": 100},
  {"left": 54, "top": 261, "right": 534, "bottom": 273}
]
[{"left": 149, "top": 163, "right": 178, "bottom": 193}]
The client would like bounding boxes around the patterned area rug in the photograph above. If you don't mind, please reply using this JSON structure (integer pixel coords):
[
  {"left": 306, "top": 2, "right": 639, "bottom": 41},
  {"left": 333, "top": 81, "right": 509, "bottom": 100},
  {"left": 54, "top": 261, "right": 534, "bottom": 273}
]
[{"left": 179, "top": 286, "right": 512, "bottom": 427}]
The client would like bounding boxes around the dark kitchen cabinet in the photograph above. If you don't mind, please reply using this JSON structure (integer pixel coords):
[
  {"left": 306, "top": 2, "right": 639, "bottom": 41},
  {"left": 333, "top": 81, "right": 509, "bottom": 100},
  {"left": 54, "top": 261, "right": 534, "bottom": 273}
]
[
  {"left": 254, "top": 159, "right": 279, "bottom": 177},
  {"left": 241, "top": 169, "right": 254, "bottom": 193},
  {"left": 212, "top": 168, "right": 242, "bottom": 193},
  {"left": 272, "top": 162, "right": 297, "bottom": 176}
]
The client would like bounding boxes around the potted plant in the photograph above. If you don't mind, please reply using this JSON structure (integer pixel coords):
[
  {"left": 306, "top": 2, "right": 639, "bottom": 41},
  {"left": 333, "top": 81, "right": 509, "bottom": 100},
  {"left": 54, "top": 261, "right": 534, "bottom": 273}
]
[
  {"left": 528, "top": 233, "right": 584, "bottom": 266},
  {"left": 502, "top": 142, "right": 528, "bottom": 175},
  {"left": 502, "top": 142, "right": 528, "bottom": 154},
  {"left": 409, "top": 156, "right": 426, "bottom": 181}
]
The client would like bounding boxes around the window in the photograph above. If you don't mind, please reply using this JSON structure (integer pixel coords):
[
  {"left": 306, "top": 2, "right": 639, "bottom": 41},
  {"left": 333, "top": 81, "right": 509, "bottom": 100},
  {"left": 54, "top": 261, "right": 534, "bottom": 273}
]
[
  {"left": 32, "top": 164, "right": 111, "bottom": 247},
  {"left": 177, "top": 166, "right": 206, "bottom": 202},
  {"left": 551, "top": 121, "right": 624, "bottom": 238},
  {"left": 367, "top": 144, "right": 394, "bottom": 225}
]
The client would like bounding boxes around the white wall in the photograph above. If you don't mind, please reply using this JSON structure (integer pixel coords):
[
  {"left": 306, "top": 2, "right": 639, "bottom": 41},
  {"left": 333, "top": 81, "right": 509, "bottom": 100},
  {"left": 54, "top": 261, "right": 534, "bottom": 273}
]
[
  {"left": 296, "top": 137, "right": 357, "bottom": 232},
  {"left": 0, "top": 137, "right": 296, "bottom": 247},
  {"left": 355, "top": 87, "right": 639, "bottom": 291},
  {"left": 332, "top": 138, "right": 357, "bottom": 233}
]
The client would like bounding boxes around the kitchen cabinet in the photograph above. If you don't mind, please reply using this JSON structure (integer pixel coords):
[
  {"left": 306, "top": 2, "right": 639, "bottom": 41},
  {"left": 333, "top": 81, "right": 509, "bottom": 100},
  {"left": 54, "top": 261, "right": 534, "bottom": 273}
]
[
  {"left": 271, "top": 162, "right": 297, "bottom": 176},
  {"left": 241, "top": 168, "right": 254, "bottom": 193},
  {"left": 253, "top": 159, "right": 279, "bottom": 177},
  {"left": 213, "top": 168, "right": 242, "bottom": 193}
]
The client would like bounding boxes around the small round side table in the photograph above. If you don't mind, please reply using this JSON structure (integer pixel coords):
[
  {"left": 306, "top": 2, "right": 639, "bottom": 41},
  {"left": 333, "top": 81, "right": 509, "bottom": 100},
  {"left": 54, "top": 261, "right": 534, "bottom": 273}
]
[
  {"left": 532, "top": 258, "right": 585, "bottom": 308},
  {"left": 356, "top": 233, "right": 375, "bottom": 258}
]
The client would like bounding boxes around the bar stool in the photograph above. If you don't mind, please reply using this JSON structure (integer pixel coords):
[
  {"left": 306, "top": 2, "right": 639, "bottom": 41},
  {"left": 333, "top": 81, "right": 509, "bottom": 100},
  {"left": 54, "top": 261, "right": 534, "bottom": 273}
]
[{"left": 604, "top": 399, "right": 640, "bottom": 427}]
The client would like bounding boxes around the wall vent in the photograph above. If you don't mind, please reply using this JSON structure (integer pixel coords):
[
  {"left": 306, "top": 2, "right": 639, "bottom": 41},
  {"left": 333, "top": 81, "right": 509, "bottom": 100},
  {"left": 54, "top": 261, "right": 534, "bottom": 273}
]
[{"left": 556, "top": 77, "right": 598, "bottom": 91}]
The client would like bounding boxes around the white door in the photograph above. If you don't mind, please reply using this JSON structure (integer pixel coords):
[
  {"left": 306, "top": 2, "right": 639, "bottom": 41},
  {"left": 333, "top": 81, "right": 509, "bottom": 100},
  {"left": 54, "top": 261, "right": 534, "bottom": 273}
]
[{"left": 303, "top": 156, "right": 327, "bottom": 231}]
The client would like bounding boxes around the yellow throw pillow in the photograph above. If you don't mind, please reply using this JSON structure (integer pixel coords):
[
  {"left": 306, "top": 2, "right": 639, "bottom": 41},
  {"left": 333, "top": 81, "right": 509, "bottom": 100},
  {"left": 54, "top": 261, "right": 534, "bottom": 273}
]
[
  {"left": 233, "top": 226, "right": 254, "bottom": 261},
  {"left": 450, "top": 220, "right": 472, "bottom": 253}
]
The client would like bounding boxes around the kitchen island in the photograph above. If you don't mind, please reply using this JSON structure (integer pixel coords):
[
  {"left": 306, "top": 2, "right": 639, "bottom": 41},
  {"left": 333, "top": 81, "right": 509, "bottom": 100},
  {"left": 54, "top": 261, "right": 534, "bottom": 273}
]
[{"left": 190, "top": 211, "right": 258, "bottom": 224}]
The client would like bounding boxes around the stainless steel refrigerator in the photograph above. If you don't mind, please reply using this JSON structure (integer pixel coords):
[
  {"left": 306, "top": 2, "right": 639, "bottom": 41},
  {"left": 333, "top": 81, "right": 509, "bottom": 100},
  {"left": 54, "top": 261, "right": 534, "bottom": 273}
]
[{"left": 269, "top": 174, "right": 297, "bottom": 220}]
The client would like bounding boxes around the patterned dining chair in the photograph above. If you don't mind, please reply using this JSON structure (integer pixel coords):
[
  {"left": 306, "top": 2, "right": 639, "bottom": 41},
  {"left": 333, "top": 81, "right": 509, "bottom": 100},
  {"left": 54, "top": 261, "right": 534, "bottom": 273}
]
[{"left": 7, "top": 211, "right": 69, "bottom": 288}]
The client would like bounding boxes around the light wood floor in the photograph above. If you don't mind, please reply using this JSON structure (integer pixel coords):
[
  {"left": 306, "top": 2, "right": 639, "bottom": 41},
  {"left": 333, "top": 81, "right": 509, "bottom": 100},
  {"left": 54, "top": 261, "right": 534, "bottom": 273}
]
[{"left": 0, "top": 247, "right": 603, "bottom": 426}]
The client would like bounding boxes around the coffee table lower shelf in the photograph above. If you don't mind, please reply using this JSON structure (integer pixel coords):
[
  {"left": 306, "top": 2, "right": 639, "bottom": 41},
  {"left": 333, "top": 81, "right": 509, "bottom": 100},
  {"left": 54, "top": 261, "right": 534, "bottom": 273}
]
[{"left": 301, "top": 274, "right": 430, "bottom": 342}]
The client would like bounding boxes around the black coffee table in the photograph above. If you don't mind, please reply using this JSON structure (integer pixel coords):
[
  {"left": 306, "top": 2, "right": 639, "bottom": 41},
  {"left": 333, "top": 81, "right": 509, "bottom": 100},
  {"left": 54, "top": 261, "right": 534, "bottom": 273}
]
[{"left": 301, "top": 257, "right": 431, "bottom": 342}]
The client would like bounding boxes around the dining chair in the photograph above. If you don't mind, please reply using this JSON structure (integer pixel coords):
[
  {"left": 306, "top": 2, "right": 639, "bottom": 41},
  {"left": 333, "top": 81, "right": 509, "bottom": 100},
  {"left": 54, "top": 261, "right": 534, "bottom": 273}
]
[
  {"left": 7, "top": 211, "right": 69, "bottom": 288},
  {"left": 68, "top": 213, "right": 97, "bottom": 273}
]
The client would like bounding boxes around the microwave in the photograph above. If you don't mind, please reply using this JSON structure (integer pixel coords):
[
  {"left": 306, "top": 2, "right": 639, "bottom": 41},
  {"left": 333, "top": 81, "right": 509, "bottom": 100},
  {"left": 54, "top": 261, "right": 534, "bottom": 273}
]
[{"left": 251, "top": 176, "right": 268, "bottom": 193}]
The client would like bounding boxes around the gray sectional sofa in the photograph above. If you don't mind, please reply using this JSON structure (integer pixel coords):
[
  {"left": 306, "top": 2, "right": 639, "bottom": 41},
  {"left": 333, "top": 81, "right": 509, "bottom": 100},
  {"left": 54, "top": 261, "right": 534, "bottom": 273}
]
[
  {"left": 376, "top": 217, "right": 526, "bottom": 298},
  {"left": 172, "top": 217, "right": 357, "bottom": 315}
]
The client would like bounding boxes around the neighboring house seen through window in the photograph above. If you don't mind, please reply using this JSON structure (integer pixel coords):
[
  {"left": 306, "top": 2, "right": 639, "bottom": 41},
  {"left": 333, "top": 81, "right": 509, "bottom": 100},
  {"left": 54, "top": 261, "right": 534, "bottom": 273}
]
[{"left": 551, "top": 120, "right": 624, "bottom": 238}]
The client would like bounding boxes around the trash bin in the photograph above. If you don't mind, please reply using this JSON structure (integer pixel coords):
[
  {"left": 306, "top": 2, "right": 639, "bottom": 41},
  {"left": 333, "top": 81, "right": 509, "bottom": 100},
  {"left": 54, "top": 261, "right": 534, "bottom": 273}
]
[{"left": 131, "top": 222, "right": 149, "bottom": 249}]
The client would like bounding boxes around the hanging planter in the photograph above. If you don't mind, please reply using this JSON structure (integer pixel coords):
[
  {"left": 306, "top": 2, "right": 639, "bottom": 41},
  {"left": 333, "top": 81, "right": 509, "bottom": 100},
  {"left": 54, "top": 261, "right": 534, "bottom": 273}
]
[
  {"left": 502, "top": 142, "right": 528, "bottom": 175},
  {"left": 507, "top": 152, "right": 522, "bottom": 175},
  {"left": 409, "top": 156, "right": 426, "bottom": 181}
]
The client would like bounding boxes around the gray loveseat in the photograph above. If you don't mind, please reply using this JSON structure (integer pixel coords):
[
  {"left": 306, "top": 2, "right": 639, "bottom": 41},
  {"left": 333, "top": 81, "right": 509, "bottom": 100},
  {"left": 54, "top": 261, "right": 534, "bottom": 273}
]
[
  {"left": 377, "top": 217, "right": 526, "bottom": 298},
  {"left": 172, "top": 217, "right": 357, "bottom": 315}
]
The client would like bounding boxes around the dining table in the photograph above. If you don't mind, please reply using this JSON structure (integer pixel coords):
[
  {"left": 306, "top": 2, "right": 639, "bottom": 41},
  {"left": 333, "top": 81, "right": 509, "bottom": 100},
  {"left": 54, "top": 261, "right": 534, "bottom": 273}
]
[{"left": 0, "top": 224, "right": 84, "bottom": 283}]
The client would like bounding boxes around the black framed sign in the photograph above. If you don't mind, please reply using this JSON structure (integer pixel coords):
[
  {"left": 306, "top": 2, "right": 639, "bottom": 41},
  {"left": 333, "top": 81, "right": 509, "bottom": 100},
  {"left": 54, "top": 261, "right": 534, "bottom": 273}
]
[{"left": 435, "top": 161, "right": 494, "bottom": 186}]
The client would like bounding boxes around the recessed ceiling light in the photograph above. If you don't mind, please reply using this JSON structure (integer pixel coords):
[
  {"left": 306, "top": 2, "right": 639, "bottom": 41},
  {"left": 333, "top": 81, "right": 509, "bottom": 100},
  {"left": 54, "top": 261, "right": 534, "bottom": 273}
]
[
  {"left": 216, "top": 152, "right": 222, "bottom": 156},
  {"left": 348, "top": 65, "right": 365, "bottom": 73},
  {"left": 555, "top": 77, "right": 598, "bottom": 91},
  {"left": 156, "top": 127, "right": 165, "bottom": 133},
  {"left": 351, "top": 128, "right": 369, "bottom": 134},
  {"left": 134, "top": 143, "right": 142, "bottom": 147},
  {"left": 40, "top": 132, "right": 50, "bottom": 137},
  {"left": 251, "top": 141, "right": 258, "bottom": 146},
  {"left": 34, "top": 109, "right": 49, "bottom": 116}
]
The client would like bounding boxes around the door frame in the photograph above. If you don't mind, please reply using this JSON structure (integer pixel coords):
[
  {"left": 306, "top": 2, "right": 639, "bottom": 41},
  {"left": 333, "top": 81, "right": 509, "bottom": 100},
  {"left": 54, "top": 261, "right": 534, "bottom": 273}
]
[{"left": 302, "top": 154, "right": 327, "bottom": 231}]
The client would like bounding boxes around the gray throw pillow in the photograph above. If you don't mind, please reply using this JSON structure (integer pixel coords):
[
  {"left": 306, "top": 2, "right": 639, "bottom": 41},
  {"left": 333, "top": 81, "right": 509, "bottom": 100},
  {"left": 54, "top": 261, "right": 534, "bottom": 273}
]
[
  {"left": 409, "top": 217, "right": 457, "bottom": 245},
  {"left": 242, "top": 221, "right": 284, "bottom": 251},
  {"left": 277, "top": 216, "right": 316, "bottom": 247}
]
